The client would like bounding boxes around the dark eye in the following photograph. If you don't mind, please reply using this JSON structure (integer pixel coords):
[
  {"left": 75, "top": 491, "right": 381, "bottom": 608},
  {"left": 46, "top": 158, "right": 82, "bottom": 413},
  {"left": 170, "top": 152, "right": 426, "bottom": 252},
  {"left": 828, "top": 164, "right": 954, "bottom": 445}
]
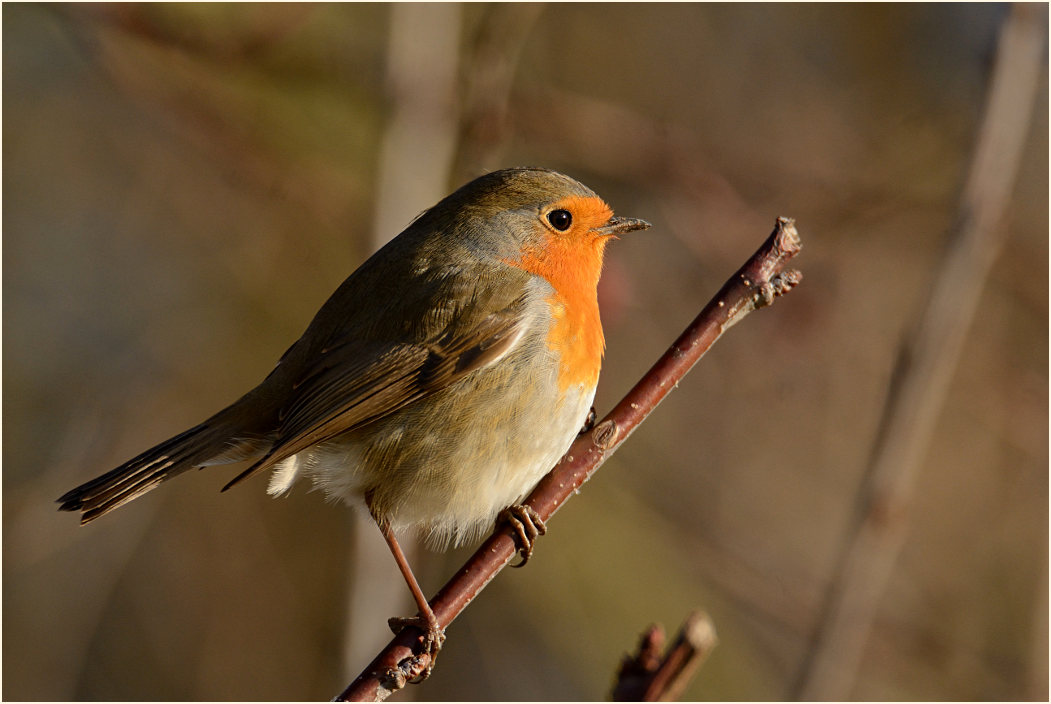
[{"left": 547, "top": 209, "right": 572, "bottom": 231}]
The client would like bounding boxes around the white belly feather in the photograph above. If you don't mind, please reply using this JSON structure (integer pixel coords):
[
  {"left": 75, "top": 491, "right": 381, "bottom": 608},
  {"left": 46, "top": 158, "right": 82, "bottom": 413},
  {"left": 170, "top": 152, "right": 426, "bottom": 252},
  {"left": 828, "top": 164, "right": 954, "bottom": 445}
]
[{"left": 264, "top": 289, "right": 598, "bottom": 549}]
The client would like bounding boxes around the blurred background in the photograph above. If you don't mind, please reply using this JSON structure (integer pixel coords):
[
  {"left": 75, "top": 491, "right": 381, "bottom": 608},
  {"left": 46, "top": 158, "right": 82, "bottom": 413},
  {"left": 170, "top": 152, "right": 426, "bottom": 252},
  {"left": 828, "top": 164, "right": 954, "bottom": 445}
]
[{"left": 4, "top": 3, "right": 1047, "bottom": 700}]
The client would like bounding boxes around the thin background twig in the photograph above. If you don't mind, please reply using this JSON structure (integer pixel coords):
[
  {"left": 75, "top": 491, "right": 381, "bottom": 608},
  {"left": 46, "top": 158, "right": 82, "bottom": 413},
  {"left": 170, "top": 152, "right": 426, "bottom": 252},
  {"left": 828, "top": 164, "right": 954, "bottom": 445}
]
[
  {"left": 612, "top": 611, "right": 719, "bottom": 702},
  {"left": 344, "top": 3, "right": 464, "bottom": 682},
  {"left": 792, "top": 4, "right": 1047, "bottom": 699}
]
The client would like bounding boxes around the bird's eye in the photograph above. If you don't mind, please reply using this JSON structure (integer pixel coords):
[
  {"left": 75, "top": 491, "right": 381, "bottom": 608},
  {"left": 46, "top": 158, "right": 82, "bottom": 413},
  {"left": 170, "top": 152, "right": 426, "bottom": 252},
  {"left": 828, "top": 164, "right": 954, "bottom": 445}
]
[{"left": 547, "top": 209, "right": 572, "bottom": 231}]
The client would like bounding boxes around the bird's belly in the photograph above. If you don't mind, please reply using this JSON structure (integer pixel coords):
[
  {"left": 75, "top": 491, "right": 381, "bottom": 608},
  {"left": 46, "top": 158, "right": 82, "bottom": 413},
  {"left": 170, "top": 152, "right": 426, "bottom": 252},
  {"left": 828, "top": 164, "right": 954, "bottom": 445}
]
[{"left": 295, "top": 368, "right": 596, "bottom": 549}]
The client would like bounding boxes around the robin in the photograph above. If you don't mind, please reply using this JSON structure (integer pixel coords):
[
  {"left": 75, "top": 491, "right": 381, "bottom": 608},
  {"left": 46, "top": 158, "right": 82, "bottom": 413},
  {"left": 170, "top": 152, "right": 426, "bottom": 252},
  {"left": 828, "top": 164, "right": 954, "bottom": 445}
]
[{"left": 58, "top": 167, "right": 650, "bottom": 671}]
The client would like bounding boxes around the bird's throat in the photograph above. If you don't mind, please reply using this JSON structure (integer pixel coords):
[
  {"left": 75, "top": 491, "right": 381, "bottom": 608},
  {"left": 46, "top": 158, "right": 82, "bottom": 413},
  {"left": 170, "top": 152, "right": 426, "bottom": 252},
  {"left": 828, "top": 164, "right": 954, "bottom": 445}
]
[{"left": 505, "top": 235, "right": 608, "bottom": 392}]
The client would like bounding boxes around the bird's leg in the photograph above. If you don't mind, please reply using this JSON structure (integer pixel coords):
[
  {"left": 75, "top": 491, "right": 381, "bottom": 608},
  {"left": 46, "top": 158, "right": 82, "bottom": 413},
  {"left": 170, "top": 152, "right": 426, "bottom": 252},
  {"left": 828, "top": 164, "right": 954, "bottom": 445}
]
[
  {"left": 498, "top": 504, "right": 547, "bottom": 568},
  {"left": 374, "top": 518, "right": 445, "bottom": 683}
]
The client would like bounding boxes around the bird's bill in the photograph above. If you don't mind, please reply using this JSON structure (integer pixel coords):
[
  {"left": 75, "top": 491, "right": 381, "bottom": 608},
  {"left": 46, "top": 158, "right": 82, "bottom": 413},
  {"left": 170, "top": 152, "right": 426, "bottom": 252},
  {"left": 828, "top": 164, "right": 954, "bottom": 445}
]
[{"left": 595, "top": 216, "right": 652, "bottom": 237}]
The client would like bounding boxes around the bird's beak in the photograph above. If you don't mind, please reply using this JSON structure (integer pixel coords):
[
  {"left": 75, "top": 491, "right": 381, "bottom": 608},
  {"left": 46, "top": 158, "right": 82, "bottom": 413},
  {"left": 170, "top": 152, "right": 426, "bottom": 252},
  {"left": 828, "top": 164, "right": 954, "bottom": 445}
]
[{"left": 595, "top": 216, "right": 652, "bottom": 237}]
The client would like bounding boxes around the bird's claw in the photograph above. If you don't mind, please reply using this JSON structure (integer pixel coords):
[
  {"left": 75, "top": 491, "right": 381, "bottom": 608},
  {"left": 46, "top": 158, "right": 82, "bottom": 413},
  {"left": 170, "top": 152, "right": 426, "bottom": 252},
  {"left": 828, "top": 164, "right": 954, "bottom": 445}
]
[
  {"left": 384, "top": 614, "right": 446, "bottom": 685},
  {"left": 581, "top": 406, "right": 597, "bottom": 434},
  {"left": 498, "top": 504, "right": 547, "bottom": 567}
]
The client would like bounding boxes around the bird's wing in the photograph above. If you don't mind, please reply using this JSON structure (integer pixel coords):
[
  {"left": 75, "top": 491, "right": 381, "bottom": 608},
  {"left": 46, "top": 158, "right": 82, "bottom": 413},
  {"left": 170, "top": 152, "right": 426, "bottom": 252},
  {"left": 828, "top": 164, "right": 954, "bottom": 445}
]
[{"left": 222, "top": 270, "right": 536, "bottom": 491}]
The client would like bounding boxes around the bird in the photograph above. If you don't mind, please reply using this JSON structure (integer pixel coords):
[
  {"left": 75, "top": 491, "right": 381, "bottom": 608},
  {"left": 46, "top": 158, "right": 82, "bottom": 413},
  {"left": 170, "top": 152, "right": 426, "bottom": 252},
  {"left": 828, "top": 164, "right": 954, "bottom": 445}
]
[{"left": 58, "top": 166, "right": 650, "bottom": 674}]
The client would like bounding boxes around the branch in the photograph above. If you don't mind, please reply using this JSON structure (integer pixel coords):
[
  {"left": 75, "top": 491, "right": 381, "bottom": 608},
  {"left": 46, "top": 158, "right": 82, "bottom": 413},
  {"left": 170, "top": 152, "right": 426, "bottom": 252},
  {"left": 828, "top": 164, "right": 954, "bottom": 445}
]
[
  {"left": 613, "top": 611, "right": 719, "bottom": 701},
  {"left": 343, "top": 3, "right": 465, "bottom": 675},
  {"left": 792, "top": 4, "right": 1046, "bottom": 699},
  {"left": 337, "top": 217, "right": 803, "bottom": 701},
  {"left": 371, "top": 3, "right": 462, "bottom": 247},
  {"left": 453, "top": 3, "right": 546, "bottom": 180}
]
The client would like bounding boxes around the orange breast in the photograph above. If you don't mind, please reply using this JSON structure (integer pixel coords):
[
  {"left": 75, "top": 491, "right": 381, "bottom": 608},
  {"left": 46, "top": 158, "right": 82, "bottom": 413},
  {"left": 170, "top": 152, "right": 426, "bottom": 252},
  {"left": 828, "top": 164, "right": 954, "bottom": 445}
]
[{"left": 505, "top": 195, "right": 613, "bottom": 392}]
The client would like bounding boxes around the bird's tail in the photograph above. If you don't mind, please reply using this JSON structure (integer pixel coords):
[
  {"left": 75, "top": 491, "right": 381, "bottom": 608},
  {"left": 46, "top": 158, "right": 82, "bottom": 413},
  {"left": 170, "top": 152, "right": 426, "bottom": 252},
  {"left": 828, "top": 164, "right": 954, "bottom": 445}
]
[{"left": 57, "top": 416, "right": 269, "bottom": 524}]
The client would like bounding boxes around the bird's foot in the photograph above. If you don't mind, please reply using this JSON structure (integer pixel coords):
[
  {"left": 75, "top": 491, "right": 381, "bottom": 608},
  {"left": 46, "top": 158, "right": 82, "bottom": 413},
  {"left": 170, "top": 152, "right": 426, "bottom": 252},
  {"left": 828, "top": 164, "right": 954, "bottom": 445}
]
[
  {"left": 581, "top": 406, "right": 597, "bottom": 434},
  {"left": 385, "top": 613, "right": 446, "bottom": 685},
  {"left": 498, "top": 503, "right": 547, "bottom": 568}
]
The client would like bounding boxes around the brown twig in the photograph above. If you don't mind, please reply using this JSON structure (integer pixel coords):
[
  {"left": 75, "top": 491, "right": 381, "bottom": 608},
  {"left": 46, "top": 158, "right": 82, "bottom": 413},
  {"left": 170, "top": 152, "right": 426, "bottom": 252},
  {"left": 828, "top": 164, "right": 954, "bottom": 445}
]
[
  {"left": 453, "top": 3, "right": 545, "bottom": 181},
  {"left": 613, "top": 611, "right": 719, "bottom": 701},
  {"left": 792, "top": 4, "right": 1046, "bottom": 699},
  {"left": 344, "top": 3, "right": 465, "bottom": 676},
  {"left": 371, "top": 3, "right": 462, "bottom": 247},
  {"left": 336, "top": 217, "right": 803, "bottom": 701}
]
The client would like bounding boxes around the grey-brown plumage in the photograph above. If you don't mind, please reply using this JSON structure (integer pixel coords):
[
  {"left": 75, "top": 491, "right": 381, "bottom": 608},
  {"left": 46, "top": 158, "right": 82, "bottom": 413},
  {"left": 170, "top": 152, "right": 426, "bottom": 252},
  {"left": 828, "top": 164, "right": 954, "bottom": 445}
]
[
  {"left": 58, "top": 168, "right": 650, "bottom": 540},
  {"left": 57, "top": 166, "right": 650, "bottom": 672}
]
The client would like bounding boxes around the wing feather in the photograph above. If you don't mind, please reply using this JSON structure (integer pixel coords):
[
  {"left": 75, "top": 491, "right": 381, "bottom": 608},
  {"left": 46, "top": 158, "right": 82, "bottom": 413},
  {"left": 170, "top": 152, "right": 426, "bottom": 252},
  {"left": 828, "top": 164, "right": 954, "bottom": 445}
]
[{"left": 222, "top": 285, "right": 534, "bottom": 491}]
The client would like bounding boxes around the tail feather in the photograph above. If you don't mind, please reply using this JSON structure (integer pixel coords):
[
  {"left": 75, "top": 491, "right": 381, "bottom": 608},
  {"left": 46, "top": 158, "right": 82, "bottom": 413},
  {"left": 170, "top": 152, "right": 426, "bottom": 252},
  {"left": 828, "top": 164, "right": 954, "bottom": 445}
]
[{"left": 57, "top": 422, "right": 268, "bottom": 524}]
